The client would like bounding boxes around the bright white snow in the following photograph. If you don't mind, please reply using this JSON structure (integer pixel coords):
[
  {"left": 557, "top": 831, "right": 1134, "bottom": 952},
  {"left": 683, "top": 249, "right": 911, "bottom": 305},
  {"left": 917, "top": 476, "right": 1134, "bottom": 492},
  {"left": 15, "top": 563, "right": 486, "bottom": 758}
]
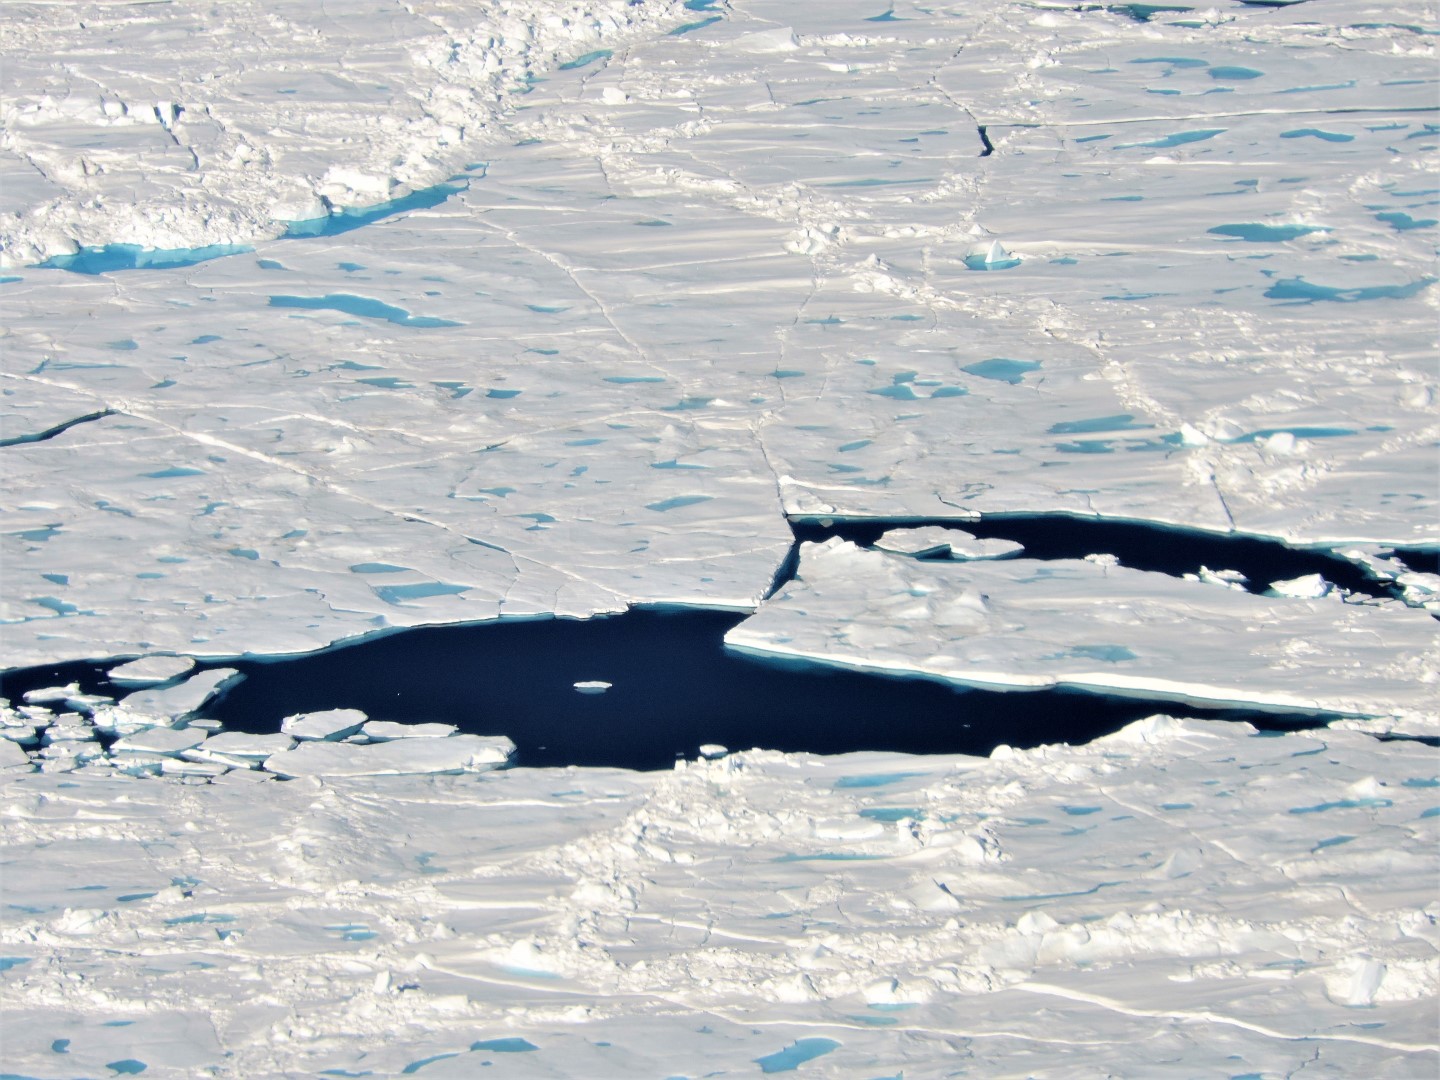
[{"left": 1, "top": 0, "right": 1437, "bottom": 1075}]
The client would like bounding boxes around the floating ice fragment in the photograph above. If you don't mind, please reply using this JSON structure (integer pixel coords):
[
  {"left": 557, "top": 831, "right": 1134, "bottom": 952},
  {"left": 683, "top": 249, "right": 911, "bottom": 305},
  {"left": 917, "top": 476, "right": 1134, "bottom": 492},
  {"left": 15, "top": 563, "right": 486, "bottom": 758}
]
[
  {"left": 359, "top": 720, "right": 458, "bottom": 740},
  {"left": 262, "top": 734, "right": 514, "bottom": 778},
  {"left": 875, "top": 527, "right": 1023, "bottom": 561},
  {"left": 573, "top": 680, "right": 612, "bottom": 695},
  {"left": 698, "top": 743, "right": 728, "bottom": 758},
  {"left": 108, "top": 655, "right": 197, "bottom": 687},
  {"left": 23, "top": 683, "right": 79, "bottom": 704},
  {"left": 110, "top": 726, "right": 208, "bottom": 757},
  {"left": 1184, "top": 567, "right": 1249, "bottom": 591},
  {"left": 281, "top": 708, "right": 368, "bottom": 741},
  {"left": 121, "top": 669, "right": 241, "bottom": 721},
  {"left": 1268, "top": 573, "right": 1333, "bottom": 599},
  {"left": 193, "top": 732, "right": 295, "bottom": 760}
]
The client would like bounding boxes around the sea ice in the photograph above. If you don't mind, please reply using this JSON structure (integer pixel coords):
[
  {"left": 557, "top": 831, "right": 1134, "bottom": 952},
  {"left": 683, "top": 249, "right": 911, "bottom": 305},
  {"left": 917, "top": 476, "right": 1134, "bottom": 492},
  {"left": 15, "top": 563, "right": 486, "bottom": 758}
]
[
  {"left": 727, "top": 539, "right": 1439, "bottom": 726},
  {"left": 359, "top": 720, "right": 458, "bottom": 741},
  {"left": 0, "top": 0, "right": 1437, "bottom": 1075},
  {"left": 107, "top": 655, "right": 197, "bottom": 687},
  {"left": 280, "top": 708, "right": 369, "bottom": 741},
  {"left": 118, "top": 669, "right": 242, "bottom": 722},
  {"left": 262, "top": 733, "right": 515, "bottom": 777}
]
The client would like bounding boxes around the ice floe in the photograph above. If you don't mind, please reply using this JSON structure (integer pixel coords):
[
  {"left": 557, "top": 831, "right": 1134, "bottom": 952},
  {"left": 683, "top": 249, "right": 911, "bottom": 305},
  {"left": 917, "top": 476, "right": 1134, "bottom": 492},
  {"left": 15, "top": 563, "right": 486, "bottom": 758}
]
[{"left": 1, "top": 0, "right": 1437, "bottom": 1074}]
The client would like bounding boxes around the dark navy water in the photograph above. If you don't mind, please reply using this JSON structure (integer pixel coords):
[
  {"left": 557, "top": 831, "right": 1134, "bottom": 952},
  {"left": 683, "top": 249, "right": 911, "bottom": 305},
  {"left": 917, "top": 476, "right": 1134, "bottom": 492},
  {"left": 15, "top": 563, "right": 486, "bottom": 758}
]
[
  {"left": 786, "top": 514, "right": 1426, "bottom": 597},
  {"left": 1, "top": 609, "right": 1338, "bottom": 772}
]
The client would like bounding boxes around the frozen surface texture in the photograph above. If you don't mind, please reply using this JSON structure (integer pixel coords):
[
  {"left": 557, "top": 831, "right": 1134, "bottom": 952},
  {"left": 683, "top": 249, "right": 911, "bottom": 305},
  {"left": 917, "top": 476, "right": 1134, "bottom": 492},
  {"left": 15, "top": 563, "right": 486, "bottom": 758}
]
[
  {"left": 2, "top": 721, "right": 1437, "bottom": 1077},
  {"left": 3, "top": 0, "right": 1436, "bottom": 672},
  {"left": 1, "top": 0, "right": 1438, "bottom": 1074}
]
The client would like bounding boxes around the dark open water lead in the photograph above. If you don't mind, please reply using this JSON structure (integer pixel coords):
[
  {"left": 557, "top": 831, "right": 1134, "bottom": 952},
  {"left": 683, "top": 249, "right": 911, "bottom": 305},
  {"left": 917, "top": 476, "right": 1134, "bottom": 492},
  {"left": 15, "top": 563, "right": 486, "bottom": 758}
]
[{"left": 2, "top": 608, "right": 1342, "bottom": 772}]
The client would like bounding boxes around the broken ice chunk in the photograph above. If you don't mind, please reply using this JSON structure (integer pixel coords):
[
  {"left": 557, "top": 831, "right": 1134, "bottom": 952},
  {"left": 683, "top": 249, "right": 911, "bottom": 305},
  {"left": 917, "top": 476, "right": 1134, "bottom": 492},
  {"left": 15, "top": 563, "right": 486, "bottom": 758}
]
[
  {"left": 281, "top": 708, "right": 368, "bottom": 741},
  {"left": 573, "top": 680, "right": 612, "bottom": 695},
  {"left": 120, "top": 668, "right": 242, "bottom": 721},
  {"left": 699, "top": 744, "right": 728, "bottom": 759},
  {"left": 875, "top": 527, "right": 1023, "bottom": 561},
  {"left": 110, "top": 726, "right": 208, "bottom": 757},
  {"left": 359, "top": 720, "right": 458, "bottom": 741},
  {"left": 23, "top": 683, "right": 80, "bottom": 704},
  {"left": 0, "top": 740, "right": 33, "bottom": 771},
  {"left": 262, "top": 734, "right": 515, "bottom": 778},
  {"left": 108, "top": 655, "right": 197, "bottom": 687},
  {"left": 1268, "top": 573, "right": 1333, "bottom": 599},
  {"left": 1184, "top": 566, "right": 1249, "bottom": 591},
  {"left": 192, "top": 732, "right": 295, "bottom": 761}
]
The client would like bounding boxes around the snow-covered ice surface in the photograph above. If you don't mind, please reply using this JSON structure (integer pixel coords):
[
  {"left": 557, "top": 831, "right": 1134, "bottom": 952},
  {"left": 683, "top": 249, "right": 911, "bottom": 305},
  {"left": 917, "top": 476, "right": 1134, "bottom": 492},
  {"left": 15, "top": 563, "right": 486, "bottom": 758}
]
[
  {"left": 2, "top": 0, "right": 1438, "bottom": 1074},
  {"left": 3, "top": 720, "right": 1438, "bottom": 1077}
]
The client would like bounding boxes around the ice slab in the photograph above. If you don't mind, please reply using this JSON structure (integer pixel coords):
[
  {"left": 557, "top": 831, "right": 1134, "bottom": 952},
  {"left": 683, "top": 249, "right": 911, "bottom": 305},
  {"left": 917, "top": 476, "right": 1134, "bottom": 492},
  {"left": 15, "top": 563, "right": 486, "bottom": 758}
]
[
  {"left": 727, "top": 539, "right": 1439, "bottom": 725},
  {"left": 875, "top": 526, "right": 1024, "bottom": 561},
  {"left": 107, "top": 656, "right": 197, "bottom": 687},
  {"left": 0, "top": 739, "right": 33, "bottom": 771},
  {"left": 281, "top": 708, "right": 368, "bottom": 741},
  {"left": 110, "top": 726, "right": 208, "bottom": 758},
  {"left": 359, "top": 720, "right": 458, "bottom": 741},
  {"left": 262, "top": 733, "right": 515, "bottom": 778},
  {"left": 118, "top": 669, "right": 241, "bottom": 721},
  {"left": 193, "top": 731, "right": 295, "bottom": 759}
]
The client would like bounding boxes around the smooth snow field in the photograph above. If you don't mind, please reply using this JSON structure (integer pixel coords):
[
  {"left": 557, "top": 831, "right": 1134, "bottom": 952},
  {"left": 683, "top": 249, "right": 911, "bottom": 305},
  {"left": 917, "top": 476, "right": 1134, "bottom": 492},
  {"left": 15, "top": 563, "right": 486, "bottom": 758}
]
[{"left": 1, "top": 0, "right": 1437, "bottom": 1076}]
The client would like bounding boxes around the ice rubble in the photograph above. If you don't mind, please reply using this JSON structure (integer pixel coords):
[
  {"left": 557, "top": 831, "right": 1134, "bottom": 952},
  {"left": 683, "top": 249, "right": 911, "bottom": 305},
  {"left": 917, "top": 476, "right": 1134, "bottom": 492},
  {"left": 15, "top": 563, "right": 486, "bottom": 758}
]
[
  {"left": 2, "top": 717, "right": 1436, "bottom": 1076},
  {"left": 1, "top": 0, "right": 1438, "bottom": 1074}
]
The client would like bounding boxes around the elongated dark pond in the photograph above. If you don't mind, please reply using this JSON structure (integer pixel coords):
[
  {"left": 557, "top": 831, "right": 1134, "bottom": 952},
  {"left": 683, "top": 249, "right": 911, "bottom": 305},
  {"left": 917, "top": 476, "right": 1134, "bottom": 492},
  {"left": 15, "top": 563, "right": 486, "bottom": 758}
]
[{"left": 2, "top": 608, "right": 1338, "bottom": 772}]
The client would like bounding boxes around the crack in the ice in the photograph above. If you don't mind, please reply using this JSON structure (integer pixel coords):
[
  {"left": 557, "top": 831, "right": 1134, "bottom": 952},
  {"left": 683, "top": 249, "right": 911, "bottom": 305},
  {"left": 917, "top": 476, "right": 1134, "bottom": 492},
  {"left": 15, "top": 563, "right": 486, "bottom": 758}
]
[
  {"left": 0, "top": 408, "right": 116, "bottom": 447},
  {"left": 1017, "top": 980, "right": 1436, "bottom": 1053}
]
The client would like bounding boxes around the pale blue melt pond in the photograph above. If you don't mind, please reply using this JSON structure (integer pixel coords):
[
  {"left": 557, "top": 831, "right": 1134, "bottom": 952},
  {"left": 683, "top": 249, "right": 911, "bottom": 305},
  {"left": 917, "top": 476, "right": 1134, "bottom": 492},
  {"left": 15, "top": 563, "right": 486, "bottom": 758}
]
[
  {"left": 1289, "top": 798, "right": 1393, "bottom": 814},
  {"left": 1208, "top": 223, "right": 1328, "bottom": 242},
  {"left": 963, "top": 358, "right": 1042, "bottom": 384},
  {"left": 470, "top": 1038, "right": 538, "bottom": 1053},
  {"left": 1049, "top": 414, "right": 1151, "bottom": 435},
  {"left": 1376, "top": 211, "right": 1436, "bottom": 231},
  {"left": 281, "top": 182, "right": 466, "bottom": 239},
  {"left": 1130, "top": 56, "right": 1209, "bottom": 68},
  {"left": 1069, "top": 644, "right": 1138, "bottom": 663},
  {"left": 1263, "top": 276, "right": 1437, "bottom": 303},
  {"left": 671, "top": 15, "right": 722, "bottom": 33},
  {"left": 400, "top": 1053, "right": 459, "bottom": 1074},
  {"left": 834, "top": 771, "right": 925, "bottom": 789},
  {"left": 645, "top": 495, "right": 712, "bottom": 512},
  {"left": 38, "top": 243, "right": 252, "bottom": 274},
  {"left": 106, "top": 1062, "right": 148, "bottom": 1076},
  {"left": 372, "top": 582, "right": 469, "bottom": 604},
  {"left": 963, "top": 250, "right": 1022, "bottom": 271},
  {"left": 1209, "top": 65, "right": 1263, "bottom": 80},
  {"left": 1231, "top": 427, "right": 1356, "bottom": 442},
  {"left": 268, "top": 294, "right": 460, "bottom": 328},
  {"left": 1280, "top": 128, "right": 1354, "bottom": 143},
  {"left": 755, "top": 1038, "right": 841, "bottom": 1073},
  {"left": 1116, "top": 128, "right": 1224, "bottom": 150},
  {"left": 559, "top": 49, "right": 612, "bottom": 70}
]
